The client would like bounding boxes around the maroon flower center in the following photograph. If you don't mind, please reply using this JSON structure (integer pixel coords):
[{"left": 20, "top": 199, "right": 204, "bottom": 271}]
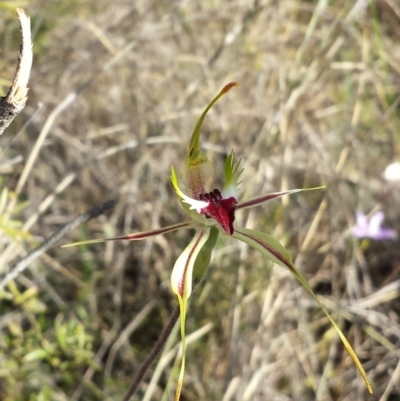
[{"left": 199, "top": 189, "right": 237, "bottom": 235}]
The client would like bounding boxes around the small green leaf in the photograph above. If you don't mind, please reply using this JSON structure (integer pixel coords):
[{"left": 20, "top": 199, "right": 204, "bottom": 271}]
[
  {"left": 13, "top": 287, "right": 38, "bottom": 304},
  {"left": 55, "top": 316, "right": 67, "bottom": 351},
  {"left": 24, "top": 349, "right": 48, "bottom": 362},
  {"left": 193, "top": 226, "right": 219, "bottom": 283}
]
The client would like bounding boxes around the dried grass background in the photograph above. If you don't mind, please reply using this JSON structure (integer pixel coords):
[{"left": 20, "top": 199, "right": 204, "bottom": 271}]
[{"left": 1, "top": 0, "right": 400, "bottom": 400}]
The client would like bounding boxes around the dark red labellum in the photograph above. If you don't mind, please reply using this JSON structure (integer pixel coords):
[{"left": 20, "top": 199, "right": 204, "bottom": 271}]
[{"left": 199, "top": 189, "right": 237, "bottom": 235}]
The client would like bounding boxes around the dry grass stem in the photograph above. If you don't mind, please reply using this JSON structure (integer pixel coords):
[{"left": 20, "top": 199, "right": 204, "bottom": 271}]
[{"left": 0, "top": 8, "right": 32, "bottom": 135}]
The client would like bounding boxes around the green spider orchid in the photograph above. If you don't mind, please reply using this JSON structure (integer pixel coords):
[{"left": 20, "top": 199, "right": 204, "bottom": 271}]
[{"left": 64, "top": 83, "right": 372, "bottom": 399}]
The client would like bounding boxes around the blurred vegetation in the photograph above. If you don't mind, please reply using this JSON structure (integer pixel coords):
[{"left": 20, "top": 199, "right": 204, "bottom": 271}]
[{"left": 1, "top": 0, "right": 400, "bottom": 400}]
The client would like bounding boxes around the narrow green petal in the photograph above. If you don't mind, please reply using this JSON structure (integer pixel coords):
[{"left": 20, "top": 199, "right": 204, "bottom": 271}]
[
  {"left": 237, "top": 186, "right": 325, "bottom": 210},
  {"left": 234, "top": 226, "right": 373, "bottom": 394},
  {"left": 171, "top": 229, "right": 211, "bottom": 401},
  {"left": 61, "top": 221, "right": 193, "bottom": 248}
]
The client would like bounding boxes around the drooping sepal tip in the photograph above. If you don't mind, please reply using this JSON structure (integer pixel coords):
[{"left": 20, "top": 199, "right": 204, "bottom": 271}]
[
  {"left": 290, "top": 268, "right": 374, "bottom": 394},
  {"left": 232, "top": 226, "right": 373, "bottom": 394},
  {"left": 221, "top": 81, "right": 239, "bottom": 94}
]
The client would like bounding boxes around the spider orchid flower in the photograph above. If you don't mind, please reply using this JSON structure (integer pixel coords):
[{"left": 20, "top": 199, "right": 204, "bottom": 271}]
[{"left": 63, "top": 83, "right": 372, "bottom": 398}]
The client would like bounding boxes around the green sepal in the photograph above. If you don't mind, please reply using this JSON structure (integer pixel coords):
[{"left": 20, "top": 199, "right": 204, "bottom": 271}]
[
  {"left": 183, "top": 83, "right": 238, "bottom": 195},
  {"left": 233, "top": 226, "right": 293, "bottom": 269},
  {"left": 186, "top": 82, "right": 238, "bottom": 167}
]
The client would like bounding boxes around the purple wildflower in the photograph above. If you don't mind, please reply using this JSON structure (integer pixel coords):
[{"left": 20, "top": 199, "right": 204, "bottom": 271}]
[{"left": 352, "top": 211, "right": 397, "bottom": 240}]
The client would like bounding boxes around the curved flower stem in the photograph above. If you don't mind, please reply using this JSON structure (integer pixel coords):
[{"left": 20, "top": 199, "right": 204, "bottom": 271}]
[{"left": 121, "top": 306, "right": 180, "bottom": 401}]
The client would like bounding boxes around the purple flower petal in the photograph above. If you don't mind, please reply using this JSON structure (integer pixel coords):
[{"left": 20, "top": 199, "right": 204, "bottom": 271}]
[
  {"left": 351, "top": 225, "right": 368, "bottom": 238},
  {"left": 352, "top": 211, "right": 396, "bottom": 240},
  {"left": 368, "top": 211, "right": 385, "bottom": 236},
  {"left": 372, "top": 228, "right": 397, "bottom": 240},
  {"left": 355, "top": 212, "right": 368, "bottom": 230}
]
